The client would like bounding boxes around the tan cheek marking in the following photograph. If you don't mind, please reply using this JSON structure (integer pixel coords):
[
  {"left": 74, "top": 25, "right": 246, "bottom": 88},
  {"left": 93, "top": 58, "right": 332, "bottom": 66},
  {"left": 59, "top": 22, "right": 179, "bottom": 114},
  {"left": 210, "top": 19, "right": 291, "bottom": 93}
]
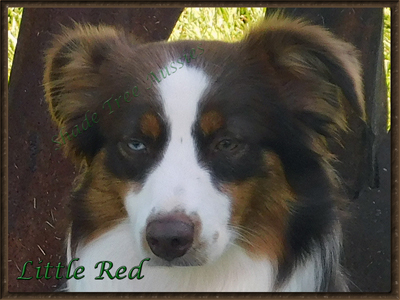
[
  {"left": 200, "top": 110, "right": 224, "bottom": 135},
  {"left": 84, "top": 151, "right": 142, "bottom": 244},
  {"left": 222, "top": 151, "right": 295, "bottom": 263},
  {"left": 140, "top": 113, "right": 160, "bottom": 139}
]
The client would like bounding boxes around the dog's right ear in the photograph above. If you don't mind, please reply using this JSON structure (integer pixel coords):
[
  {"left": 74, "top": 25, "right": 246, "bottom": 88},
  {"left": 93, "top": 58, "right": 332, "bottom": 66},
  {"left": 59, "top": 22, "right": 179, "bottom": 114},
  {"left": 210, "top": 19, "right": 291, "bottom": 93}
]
[{"left": 43, "top": 24, "right": 133, "bottom": 164}]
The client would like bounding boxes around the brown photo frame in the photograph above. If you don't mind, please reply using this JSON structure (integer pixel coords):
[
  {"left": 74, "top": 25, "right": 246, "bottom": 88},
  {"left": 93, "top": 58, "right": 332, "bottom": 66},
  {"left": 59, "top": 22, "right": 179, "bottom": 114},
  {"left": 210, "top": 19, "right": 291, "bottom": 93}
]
[{"left": 3, "top": 2, "right": 398, "bottom": 298}]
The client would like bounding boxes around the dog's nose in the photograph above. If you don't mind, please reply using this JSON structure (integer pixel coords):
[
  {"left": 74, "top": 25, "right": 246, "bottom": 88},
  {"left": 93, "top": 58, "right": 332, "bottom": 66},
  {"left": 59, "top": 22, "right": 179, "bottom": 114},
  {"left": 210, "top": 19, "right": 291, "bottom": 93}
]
[{"left": 146, "top": 214, "right": 194, "bottom": 261}]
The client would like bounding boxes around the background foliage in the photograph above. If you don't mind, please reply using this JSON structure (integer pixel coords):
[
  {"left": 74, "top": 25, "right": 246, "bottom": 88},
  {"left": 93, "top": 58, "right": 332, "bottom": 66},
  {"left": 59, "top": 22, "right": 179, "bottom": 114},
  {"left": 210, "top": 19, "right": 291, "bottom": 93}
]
[{"left": 168, "top": 7, "right": 266, "bottom": 42}]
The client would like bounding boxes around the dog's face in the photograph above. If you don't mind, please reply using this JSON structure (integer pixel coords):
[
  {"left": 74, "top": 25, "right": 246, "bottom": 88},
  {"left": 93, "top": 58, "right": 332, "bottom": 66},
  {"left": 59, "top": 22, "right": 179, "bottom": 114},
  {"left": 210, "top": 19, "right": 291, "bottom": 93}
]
[{"left": 44, "top": 18, "right": 364, "bottom": 267}]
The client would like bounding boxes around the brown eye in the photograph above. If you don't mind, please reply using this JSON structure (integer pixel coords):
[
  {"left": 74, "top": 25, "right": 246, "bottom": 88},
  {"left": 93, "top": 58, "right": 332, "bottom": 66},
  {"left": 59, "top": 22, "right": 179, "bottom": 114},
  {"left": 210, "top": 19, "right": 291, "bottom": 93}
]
[{"left": 215, "top": 139, "right": 238, "bottom": 151}]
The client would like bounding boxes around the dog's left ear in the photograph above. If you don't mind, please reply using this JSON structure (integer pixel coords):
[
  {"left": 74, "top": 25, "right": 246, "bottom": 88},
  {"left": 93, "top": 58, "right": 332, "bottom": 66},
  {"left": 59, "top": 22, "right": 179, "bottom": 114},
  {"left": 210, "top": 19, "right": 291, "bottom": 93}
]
[{"left": 243, "top": 16, "right": 365, "bottom": 138}]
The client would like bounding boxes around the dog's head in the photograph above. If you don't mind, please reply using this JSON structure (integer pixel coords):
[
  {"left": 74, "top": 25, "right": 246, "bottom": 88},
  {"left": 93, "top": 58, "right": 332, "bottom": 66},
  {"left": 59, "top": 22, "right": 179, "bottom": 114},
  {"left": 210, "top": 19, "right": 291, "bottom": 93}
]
[{"left": 44, "top": 17, "right": 364, "bottom": 267}]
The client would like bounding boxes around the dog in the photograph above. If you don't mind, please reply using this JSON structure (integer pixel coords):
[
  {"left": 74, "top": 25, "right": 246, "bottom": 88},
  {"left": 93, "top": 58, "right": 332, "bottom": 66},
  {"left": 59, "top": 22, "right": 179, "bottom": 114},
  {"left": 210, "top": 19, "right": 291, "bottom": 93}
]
[{"left": 43, "top": 15, "right": 364, "bottom": 292}]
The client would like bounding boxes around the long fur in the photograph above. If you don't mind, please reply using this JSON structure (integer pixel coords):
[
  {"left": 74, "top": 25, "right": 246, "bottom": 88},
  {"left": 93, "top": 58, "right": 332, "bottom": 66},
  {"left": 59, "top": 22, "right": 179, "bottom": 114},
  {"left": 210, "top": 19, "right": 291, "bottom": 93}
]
[{"left": 44, "top": 16, "right": 364, "bottom": 292}]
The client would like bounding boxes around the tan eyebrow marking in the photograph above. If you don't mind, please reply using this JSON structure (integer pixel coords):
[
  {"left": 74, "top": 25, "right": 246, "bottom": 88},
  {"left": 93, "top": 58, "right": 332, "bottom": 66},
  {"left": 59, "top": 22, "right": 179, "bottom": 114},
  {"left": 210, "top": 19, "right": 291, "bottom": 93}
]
[
  {"left": 200, "top": 110, "right": 224, "bottom": 135},
  {"left": 140, "top": 113, "right": 161, "bottom": 139}
]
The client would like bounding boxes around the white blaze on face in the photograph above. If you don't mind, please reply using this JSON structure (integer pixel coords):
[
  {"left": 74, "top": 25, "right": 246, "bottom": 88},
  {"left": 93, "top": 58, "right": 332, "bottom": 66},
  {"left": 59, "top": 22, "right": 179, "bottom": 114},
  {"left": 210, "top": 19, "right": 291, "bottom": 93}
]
[{"left": 124, "top": 65, "right": 232, "bottom": 263}]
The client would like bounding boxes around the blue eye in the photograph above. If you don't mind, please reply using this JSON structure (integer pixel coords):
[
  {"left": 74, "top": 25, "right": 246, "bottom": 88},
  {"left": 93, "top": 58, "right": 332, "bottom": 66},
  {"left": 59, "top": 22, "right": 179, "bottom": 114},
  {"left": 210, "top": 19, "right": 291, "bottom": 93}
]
[{"left": 128, "top": 140, "right": 146, "bottom": 151}]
